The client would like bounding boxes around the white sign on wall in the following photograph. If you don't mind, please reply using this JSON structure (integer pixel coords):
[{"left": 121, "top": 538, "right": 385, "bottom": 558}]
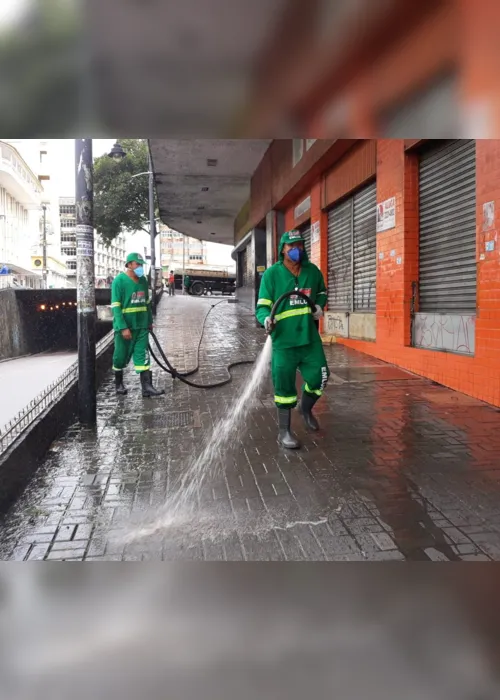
[
  {"left": 376, "top": 197, "right": 396, "bottom": 233},
  {"left": 311, "top": 220, "right": 320, "bottom": 243},
  {"left": 294, "top": 196, "right": 311, "bottom": 220}
]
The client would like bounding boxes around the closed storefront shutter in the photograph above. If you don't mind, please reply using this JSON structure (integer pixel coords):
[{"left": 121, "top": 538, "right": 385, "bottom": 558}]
[
  {"left": 419, "top": 139, "right": 476, "bottom": 313},
  {"left": 242, "top": 244, "right": 253, "bottom": 288},
  {"left": 299, "top": 222, "right": 312, "bottom": 258},
  {"left": 327, "top": 181, "right": 376, "bottom": 312},
  {"left": 353, "top": 181, "right": 377, "bottom": 311},
  {"left": 327, "top": 199, "right": 353, "bottom": 311}
]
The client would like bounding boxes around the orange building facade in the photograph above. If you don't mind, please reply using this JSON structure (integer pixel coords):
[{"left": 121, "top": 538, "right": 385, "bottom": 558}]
[{"left": 260, "top": 138, "right": 500, "bottom": 408}]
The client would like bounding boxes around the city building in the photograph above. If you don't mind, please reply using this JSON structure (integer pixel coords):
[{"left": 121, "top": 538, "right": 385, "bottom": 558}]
[
  {"left": 229, "top": 137, "right": 499, "bottom": 408},
  {"left": 160, "top": 225, "right": 207, "bottom": 276},
  {"left": 0, "top": 140, "right": 44, "bottom": 288},
  {"left": 58, "top": 196, "right": 128, "bottom": 286},
  {"left": 6, "top": 139, "right": 66, "bottom": 286},
  {"left": 31, "top": 254, "right": 68, "bottom": 289}
]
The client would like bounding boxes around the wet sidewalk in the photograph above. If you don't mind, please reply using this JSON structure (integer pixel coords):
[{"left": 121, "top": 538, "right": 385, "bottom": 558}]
[{"left": 2, "top": 295, "right": 500, "bottom": 561}]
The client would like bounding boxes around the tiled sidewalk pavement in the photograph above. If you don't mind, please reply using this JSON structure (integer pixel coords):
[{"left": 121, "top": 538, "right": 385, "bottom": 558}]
[{"left": 2, "top": 295, "right": 500, "bottom": 560}]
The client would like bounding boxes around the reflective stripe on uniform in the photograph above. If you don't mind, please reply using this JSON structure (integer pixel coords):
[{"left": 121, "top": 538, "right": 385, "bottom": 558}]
[
  {"left": 123, "top": 306, "right": 148, "bottom": 313},
  {"left": 257, "top": 298, "right": 273, "bottom": 307},
  {"left": 111, "top": 302, "right": 121, "bottom": 307},
  {"left": 317, "top": 291, "right": 327, "bottom": 296},
  {"left": 275, "top": 307, "right": 312, "bottom": 322},
  {"left": 275, "top": 394, "right": 298, "bottom": 405},
  {"left": 134, "top": 365, "right": 151, "bottom": 371},
  {"left": 305, "top": 383, "right": 322, "bottom": 397},
  {"left": 112, "top": 365, "right": 123, "bottom": 371}
]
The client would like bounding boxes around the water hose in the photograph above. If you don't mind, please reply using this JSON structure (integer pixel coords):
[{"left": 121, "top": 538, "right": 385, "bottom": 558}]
[
  {"left": 148, "top": 300, "right": 255, "bottom": 389},
  {"left": 148, "top": 290, "right": 316, "bottom": 390}
]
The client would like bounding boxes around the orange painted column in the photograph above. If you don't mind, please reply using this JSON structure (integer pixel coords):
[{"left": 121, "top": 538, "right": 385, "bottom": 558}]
[{"left": 474, "top": 139, "right": 500, "bottom": 406}]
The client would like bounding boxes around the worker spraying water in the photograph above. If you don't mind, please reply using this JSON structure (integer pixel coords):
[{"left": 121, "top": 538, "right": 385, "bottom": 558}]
[
  {"left": 256, "top": 230, "right": 330, "bottom": 449},
  {"left": 121, "top": 233, "right": 329, "bottom": 544}
]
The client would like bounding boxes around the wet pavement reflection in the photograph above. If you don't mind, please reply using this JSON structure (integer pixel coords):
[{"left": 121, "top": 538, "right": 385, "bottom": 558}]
[{"left": 2, "top": 296, "right": 500, "bottom": 560}]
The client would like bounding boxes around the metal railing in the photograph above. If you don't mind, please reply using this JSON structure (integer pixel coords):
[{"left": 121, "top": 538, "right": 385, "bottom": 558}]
[{"left": 0, "top": 330, "right": 115, "bottom": 455}]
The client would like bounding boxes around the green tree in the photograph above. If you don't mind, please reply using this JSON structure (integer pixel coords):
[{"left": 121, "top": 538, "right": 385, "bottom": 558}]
[{"left": 94, "top": 138, "right": 156, "bottom": 245}]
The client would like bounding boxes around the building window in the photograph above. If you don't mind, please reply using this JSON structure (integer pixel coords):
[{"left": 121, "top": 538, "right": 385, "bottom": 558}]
[
  {"left": 62, "top": 247, "right": 77, "bottom": 257},
  {"left": 67, "top": 261, "right": 77, "bottom": 271},
  {"left": 61, "top": 233, "right": 76, "bottom": 243}
]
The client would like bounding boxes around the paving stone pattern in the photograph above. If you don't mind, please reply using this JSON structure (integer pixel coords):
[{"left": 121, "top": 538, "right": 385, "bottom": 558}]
[{"left": 2, "top": 296, "right": 500, "bottom": 561}]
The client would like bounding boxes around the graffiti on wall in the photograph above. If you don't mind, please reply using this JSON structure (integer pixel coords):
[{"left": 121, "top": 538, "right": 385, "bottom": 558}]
[
  {"left": 324, "top": 312, "right": 349, "bottom": 337},
  {"left": 413, "top": 313, "right": 475, "bottom": 356},
  {"left": 328, "top": 241, "right": 351, "bottom": 310}
]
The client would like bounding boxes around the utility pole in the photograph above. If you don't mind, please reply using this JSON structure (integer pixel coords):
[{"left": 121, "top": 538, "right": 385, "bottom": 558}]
[
  {"left": 75, "top": 139, "right": 96, "bottom": 427},
  {"left": 41, "top": 204, "right": 47, "bottom": 289},
  {"left": 182, "top": 234, "right": 186, "bottom": 295},
  {"left": 148, "top": 150, "right": 157, "bottom": 316}
]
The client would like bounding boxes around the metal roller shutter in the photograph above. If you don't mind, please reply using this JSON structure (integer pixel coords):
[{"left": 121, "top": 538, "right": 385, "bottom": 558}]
[
  {"left": 327, "top": 198, "right": 353, "bottom": 311},
  {"left": 300, "top": 222, "right": 312, "bottom": 257},
  {"left": 353, "top": 182, "right": 377, "bottom": 311},
  {"left": 242, "top": 244, "right": 253, "bottom": 288},
  {"left": 419, "top": 139, "right": 476, "bottom": 313}
]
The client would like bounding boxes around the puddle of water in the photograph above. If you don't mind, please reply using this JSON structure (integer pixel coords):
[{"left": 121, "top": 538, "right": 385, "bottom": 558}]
[{"left": 122, "top": 336, "right": 273, "bottom": 544}]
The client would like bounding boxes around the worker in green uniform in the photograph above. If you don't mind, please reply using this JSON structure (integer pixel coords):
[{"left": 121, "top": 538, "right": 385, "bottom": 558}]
[
  {"left": 256, "top": 230, "right": 329, "bottom": 449},
  {"left": 111, "top": 252, "right": 165, "bottom": 398},
  {"left": 184, "top": 275, "right": 191, "bottom": 294}
]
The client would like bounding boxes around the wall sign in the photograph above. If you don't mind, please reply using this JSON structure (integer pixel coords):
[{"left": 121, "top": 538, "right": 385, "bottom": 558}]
[
  {"left": 294, "top": 195, "right": 311, "bottom": 220},
  {"left": 311, "top": 220, "right": 320, "bottom": 243},
  {"left": 483, "top": 201, "right": 495, "bottom": 231},
  {"left": 376, "top": 197, "right": 396, "bottom": 233}
]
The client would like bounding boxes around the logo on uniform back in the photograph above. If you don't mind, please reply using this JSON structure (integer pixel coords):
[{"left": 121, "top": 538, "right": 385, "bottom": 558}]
[{"left": 290, "top": 288, "right": 311, "bottom": 306}]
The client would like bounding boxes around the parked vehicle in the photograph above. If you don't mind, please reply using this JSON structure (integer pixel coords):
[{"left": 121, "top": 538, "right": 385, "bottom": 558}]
[{"left": 173, "top": 267, "right": 236, "bottom": 296}]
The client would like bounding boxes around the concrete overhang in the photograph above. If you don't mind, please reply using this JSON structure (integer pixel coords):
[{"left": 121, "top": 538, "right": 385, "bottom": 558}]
[{"left": 149, "top": 139, "right": 271, "bottom": 246}]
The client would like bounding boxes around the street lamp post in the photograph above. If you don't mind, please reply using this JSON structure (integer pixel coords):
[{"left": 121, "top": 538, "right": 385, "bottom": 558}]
[
  {"left": 148, "top": 150, "right": 157, "bottom": 317},
  {"left": 41, "top": 204, "right": 47, "bottom": 289},
  {"left": 130, "top": 150, "right": 158, "bottom": 316}
]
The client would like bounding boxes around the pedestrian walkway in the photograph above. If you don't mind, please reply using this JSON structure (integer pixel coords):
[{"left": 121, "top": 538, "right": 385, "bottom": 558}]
[
  {"left": 0, "top": 351, "right": 77, "bottom": 428},
  {"left": 2, "top": 295, "right": 500, "bottom": 561}
]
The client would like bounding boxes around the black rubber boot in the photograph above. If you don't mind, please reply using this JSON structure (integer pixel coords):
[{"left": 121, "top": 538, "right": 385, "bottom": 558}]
[
  {"left": 115, "top": 371, "right": 128, "bottom": 395},
  {"left": 299, "top": 392, "right": 320, "bottom": 431},
  {"left": 277, "top": 408, "right": 300, "bottom": 449},
  {"left": 140, "top": 370, "right": 165, "bottom": 398}
]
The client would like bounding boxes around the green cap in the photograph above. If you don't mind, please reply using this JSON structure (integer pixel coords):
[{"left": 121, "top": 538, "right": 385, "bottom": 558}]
[
  {"left": 281, "top": 229, "right": 304, "bottom": 246},
  {"left": 126, "top": 252, "right": 145, "bottom": 266},
  {"left": 279, "top": 229, "right": 309, "bottom": 260}
]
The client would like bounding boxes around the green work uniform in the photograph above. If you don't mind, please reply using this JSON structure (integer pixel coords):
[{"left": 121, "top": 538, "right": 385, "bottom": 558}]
[
  {"left": 184, "top": 275, "right": 191, "bottom": 293},
  {"left": 256, "top": 234, "right": 329, "bottom": 409},
  {"left": 111, "top": 272, "right": 153, "bottom": 373}
]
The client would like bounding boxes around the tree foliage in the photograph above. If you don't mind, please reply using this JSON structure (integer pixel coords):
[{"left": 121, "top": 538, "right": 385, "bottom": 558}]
[{"left": 94, "top": 138, "right": 156, "bottom": 245}]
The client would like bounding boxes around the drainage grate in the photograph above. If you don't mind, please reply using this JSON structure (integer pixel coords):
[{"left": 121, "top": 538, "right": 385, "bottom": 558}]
[{"left": 165, "top": 411, "right": 195, "bottom": 428}]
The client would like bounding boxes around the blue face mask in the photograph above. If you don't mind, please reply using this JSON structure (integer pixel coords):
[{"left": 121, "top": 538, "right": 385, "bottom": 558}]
[
  {"left": 135, "top": 265, "right": 144, "bottom": 277},
  {"left": 288, "top": 247, "right": 303, "bottom": 263}
]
